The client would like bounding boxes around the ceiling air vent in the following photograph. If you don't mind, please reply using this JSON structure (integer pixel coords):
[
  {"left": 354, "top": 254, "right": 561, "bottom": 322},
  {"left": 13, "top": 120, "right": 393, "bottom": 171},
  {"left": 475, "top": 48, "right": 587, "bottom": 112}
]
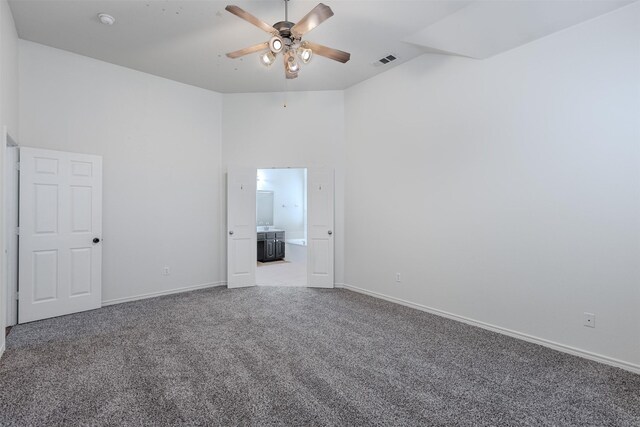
[{"left": 374, "top": 54, "right": 398, "bottom": 67}]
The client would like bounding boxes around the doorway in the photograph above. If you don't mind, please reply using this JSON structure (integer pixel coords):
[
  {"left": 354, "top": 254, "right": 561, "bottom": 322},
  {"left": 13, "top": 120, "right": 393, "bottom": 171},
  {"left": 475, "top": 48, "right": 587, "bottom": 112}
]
[
  {"left": 256, "top": 168, "right": 307, "bottom": 287},
  {"left": 3, "top": 147, "right": 104, "bottom": 324},
  {"left": 227, "top": 167, "right": 334, "bottom": 289}
]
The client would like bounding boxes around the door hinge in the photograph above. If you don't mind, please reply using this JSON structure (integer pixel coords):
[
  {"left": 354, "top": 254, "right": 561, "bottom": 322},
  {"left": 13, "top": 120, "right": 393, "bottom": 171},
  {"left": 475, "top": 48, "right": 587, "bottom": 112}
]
[
  {"left": 15, "top": 162, "right": 20, "bottom": 171},
  {"left": 16, "top": 227, "right": 20, "bottom": 235},
  {"left": 16, "top": 292, "right": 19, "bottom": 301}
]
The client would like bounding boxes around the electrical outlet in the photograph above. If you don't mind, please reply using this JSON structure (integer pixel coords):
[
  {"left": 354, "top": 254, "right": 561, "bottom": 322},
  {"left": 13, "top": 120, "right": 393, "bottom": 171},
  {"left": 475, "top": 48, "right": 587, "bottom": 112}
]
[
  {"left": 395, "top": 273, "right": 401, "bottom": 283},
  {"left": 162, "top": 266, "right": 171, "bottom": 276},
  {"left": 583, "top": 312, "right": 595, "bottom": 328}
]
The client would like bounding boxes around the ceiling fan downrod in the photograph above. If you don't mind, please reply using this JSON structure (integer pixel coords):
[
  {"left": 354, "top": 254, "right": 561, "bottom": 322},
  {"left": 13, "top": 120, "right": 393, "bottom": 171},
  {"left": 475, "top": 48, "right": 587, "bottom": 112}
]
[{"left": 284, "top": 0, "right": 289, "bottom": 23}]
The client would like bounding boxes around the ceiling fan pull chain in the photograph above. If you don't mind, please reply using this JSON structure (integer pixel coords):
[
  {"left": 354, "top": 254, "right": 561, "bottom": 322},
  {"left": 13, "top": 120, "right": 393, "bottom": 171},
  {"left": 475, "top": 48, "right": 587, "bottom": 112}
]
[{"left": 283, "top": 79, "right": 288, "bottom": 108}]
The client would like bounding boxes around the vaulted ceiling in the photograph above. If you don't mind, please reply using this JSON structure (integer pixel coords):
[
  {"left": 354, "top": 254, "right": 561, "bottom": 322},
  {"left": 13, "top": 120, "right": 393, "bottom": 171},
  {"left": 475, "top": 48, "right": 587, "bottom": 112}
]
[{"left": 9, "top": 0, "right": 634, "bottom": 93}]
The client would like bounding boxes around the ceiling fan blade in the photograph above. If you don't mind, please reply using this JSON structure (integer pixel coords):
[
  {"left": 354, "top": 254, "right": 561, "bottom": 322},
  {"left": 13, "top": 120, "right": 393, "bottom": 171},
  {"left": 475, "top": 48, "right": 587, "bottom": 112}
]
[
  {"left": 304, "top": 41, "right": 351, "bottom": 63},
  {"left": 226, "top": 42, "right": 269, "bottom": 59},
  {"left": 225, "top": 5, "right": 278, "bottom": 36},
  {"left": 291, "top": 3, "right": 334, "bottom": 38}
]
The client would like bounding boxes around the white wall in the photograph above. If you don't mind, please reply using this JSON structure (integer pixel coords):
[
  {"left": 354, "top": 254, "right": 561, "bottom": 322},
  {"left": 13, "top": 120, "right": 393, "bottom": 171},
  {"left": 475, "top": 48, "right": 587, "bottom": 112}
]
[
  {"left": 0, "top": 0, "right": 16, "bottom": 137},
  {"left": 344, "top": 3, "right": 640, "bottom": 370},
  {"left": 19, "top": 40, "right": 224, "bottom": 305},
  {"left": 222, "top": 91, "right": 345, "bottom": 284},
  {"left": 0, "top": 0, "right": 19, "bottom": 357}
]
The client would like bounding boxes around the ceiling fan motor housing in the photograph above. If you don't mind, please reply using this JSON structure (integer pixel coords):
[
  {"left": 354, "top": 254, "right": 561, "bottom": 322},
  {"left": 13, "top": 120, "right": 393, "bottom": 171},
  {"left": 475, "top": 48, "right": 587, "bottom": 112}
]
[{"left": 273, "top": 21, "right": 296, "bottom": 45}]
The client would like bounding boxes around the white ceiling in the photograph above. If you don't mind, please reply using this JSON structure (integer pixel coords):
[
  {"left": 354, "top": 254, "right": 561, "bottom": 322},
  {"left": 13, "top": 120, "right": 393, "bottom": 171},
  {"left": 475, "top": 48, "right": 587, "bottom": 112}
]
[{"left": 9, "top": 0, "right": 634, "bottom": 93}]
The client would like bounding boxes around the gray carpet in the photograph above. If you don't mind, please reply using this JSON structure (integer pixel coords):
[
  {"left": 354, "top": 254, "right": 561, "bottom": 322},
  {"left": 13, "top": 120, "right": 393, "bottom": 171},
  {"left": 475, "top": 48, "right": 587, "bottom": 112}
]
[{"left": 0, "top": 287, "right": 638, "bottom": 426}]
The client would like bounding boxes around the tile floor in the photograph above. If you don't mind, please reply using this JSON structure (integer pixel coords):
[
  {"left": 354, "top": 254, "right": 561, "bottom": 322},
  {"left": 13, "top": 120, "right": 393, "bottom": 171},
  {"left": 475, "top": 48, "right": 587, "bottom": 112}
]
[{"left": 256, "top": 259, "right": 307, "bottom": 287}]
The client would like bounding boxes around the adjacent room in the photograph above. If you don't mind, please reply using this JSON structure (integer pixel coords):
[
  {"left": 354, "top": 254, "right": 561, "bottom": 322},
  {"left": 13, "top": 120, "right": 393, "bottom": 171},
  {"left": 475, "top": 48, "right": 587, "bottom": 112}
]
[
  {"left": 0, "top": 0, "right": 638, "bottom": 425},
  {"left": 256, "top": 168, "right": 308, "bottom": 287}
]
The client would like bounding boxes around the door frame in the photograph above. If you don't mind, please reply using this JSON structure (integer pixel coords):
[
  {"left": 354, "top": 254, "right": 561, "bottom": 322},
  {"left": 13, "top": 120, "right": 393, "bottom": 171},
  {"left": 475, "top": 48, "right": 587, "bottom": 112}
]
[{"left": 3, "top": 126, "right": 19, "bottom": 327}]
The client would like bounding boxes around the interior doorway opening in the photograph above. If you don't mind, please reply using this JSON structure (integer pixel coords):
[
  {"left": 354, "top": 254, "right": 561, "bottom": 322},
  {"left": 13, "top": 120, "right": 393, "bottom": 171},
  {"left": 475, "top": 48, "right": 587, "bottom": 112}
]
[
  {"left": 227, "top": 166, "right": 333, "bottom": 289},
  {"left": 255, "top": 168, "right": 307, "bottom": 287}
]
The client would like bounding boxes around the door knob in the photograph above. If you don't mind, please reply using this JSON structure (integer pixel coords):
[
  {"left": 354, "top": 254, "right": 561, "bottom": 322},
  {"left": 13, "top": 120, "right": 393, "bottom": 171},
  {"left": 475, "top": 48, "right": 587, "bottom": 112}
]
[
  {"left": 229, "top": 231, "right": 234, "bottom": 235},
  {"left": 328, "top": 230, "right": 333, "bottom": 235},
  {"left": 93, "top": 238, "right": 100, "bottom": 244}
]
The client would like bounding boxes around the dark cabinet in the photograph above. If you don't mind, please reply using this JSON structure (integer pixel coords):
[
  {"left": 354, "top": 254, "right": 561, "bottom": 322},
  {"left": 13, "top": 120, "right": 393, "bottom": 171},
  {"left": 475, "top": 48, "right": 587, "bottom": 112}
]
[
  {"left": 257, "top": 233, "right": 267, "bottom": 262},
  {"left": 275, "top": 239, "right": 285, "bottom": 259},
  {"left": 266, "top": 239, "right": 275, "bottom": 259},
  {"left": 257, "top": 231, "right": 285, "bottom": 262}
]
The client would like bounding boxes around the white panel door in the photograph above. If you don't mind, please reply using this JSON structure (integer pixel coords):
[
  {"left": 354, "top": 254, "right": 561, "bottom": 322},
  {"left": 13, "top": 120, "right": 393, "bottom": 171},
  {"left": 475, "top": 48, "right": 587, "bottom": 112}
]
[
  {"left": 227, "top": 169, "right": 256, "bottom": 289},
  {"left": 19, "top": 147, "right": 102, "bottom": 323},
  {"left": 307, "top": 168, "right": 334, "bottom": 288}
]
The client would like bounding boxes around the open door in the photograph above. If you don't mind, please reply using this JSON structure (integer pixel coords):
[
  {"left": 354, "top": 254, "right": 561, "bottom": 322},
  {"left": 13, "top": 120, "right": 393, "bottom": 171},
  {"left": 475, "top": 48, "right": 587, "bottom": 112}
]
[
  {"left": 227, "top": 168, "right": 257, "bottom": 288},
  {"left": 19, "top": 147, "right": 102, "bottom": 323},
  {"left": 307, "top": 168, "right": 334, "bottom": 288}
]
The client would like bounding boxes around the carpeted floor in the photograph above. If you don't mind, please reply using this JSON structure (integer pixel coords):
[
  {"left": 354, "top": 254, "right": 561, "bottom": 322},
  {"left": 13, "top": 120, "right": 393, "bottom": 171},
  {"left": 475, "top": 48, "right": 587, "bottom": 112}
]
[{"left": 0, "top": 287, "right": 638, "bottom": 426}]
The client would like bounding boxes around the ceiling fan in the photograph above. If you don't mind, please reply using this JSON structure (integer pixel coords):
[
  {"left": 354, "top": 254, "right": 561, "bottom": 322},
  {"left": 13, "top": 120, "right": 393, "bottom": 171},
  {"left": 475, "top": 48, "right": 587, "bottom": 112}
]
[{"left": 225, "top": 0, "right": 351, "bottom": 79}]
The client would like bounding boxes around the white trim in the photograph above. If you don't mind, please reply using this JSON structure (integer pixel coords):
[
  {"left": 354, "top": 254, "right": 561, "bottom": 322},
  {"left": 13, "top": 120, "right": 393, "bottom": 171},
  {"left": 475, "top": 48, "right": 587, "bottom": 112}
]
[
  {"left": 341, "top": 283, "right": 640, "bottom": 375},
  {"left": 4, "top": 127, "right": 18, "bottom": 147},
  {"left": 102, "top": 282, "right": 226, "bottom": 307},
  {"left": 0, "top": 340, "right": 5, "bottom": 361},
  {"left": 4, "top": 139, "right": 19, "bottom": 327},
  {"left": 334, "top": 283, "right": 345, "bottom": 288}
]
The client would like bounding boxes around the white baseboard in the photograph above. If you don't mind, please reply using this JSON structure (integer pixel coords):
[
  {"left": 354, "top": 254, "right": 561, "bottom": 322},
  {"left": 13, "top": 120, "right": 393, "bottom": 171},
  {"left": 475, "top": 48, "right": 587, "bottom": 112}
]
[
  {"left": 334, "top": 283, "right": 345, "bottom": 288},
  {"left": 341, "top": 283, "right": 640, "bottom": 375},
  {"left": 102, "top": 282, "right": 226, "bottom": 307},
  {"left": 0, "top": 339, "right": 5, "bottom": 361}
]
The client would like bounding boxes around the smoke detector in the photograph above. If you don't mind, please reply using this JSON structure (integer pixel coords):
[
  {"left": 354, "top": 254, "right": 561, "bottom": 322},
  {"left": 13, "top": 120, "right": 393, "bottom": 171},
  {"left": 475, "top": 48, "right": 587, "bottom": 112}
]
[{"left": 98, "top": 13, "right": 115, "bottom": 26}]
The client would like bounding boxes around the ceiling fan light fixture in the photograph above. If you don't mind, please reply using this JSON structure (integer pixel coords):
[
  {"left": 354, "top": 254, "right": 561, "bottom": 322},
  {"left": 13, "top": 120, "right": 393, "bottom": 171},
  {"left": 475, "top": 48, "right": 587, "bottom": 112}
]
[
  {"left": 285, "top": 67, "right": 298, "bottom": 79},
  {"left": 260, "top": 51, "right": 276, "bottom": 67},
  {"left": 269, "top": 35, "right": 284, "bottom": 54},
  {"left": 286, "top": 54, "right": 300, "bottom": 73},
  {"left": 297, "top": 45, "right": 312, "bottom": 64}
]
